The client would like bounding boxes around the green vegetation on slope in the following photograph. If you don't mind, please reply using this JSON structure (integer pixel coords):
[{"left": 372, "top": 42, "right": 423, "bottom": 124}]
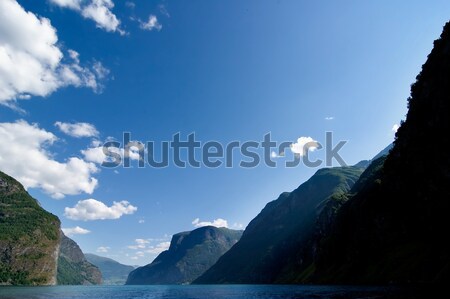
[
  {"left": 57, "top": 234, "right": 102, "bottom": 285},
  {"left": 0, "top": 171, "right": 60, "bottom": 285}
]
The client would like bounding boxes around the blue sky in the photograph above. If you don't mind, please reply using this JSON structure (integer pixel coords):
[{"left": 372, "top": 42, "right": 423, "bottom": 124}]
[{"left": 1, "top": 0, "right": 450, "bottom": 265}]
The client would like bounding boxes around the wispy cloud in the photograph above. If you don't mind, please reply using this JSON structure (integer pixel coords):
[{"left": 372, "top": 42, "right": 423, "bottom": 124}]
[
  {"left": 158, "top": 4, "right": 170, "bottom": 18},
  {"left": 125, "top": 1, "right": 135, "bottom": 9},
  {"left": 127, "top": 237, "right": 171, "bottom": 261},
  {"left": 81, "top": 140, "right": 142, "bottom": 164},
  {"left": 192, "top": 218, "right": 228, "bottom": 228},
  {"left": 139, "top": 15, "right": 162, "bottom": 31},
  {"left": 232, "top": 223, "right": 244, "bottom": 229},
  {"left": 62, "top": 226, "right": 91, "bottom": 236},
  {"left": 96, "top": 246, "right": 110, "bottom": 253},
  {"left": 55, "top": 121, "right": 99, "bottom": 138},
  {"left": 271, "top": 151, "right": 285, "bottom": 158},
  {"left": 325, "top": 116, "right": 335, "bottom": 120},
  {"left": 49, "top": 0, "right": 125, "bottom": 35},
  {"left": 64, "top": 198, "right": 137, "bottom": 221},
  {"left": 146, "top": 242, "right": 170, "bottom": 255}
]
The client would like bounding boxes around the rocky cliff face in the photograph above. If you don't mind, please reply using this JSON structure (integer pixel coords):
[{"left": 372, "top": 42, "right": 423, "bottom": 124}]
[
  {"left": 126, "top": 226, "right": 242, "bottom": 285},
  {"left": 0, "top": 170, "right": 102, "bottom": 286},
  {"left": 57, "top": 233, "right": 102, "bottom": 285},
  {"left": 0, "top": 171, "right": 60, "bottom": 285}
]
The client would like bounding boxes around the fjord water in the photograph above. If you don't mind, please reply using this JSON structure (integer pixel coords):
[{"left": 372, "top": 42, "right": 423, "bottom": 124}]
[{"left": 0, "top": 285, "right": 426, "bottom": 299}]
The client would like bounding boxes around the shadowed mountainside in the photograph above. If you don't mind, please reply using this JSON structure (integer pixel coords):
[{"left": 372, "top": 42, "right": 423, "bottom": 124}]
[
  {"left": 308, "top": 21, "right": 450, "bottom": 284},
  {"left": 194, "top": 166, "right": 364, "bottom": 284},
  {"left": 126, "top": 226, "right": 242, "bottom": 285}
]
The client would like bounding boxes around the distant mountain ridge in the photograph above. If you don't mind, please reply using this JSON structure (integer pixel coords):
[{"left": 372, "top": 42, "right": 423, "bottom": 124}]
[
  {"left": 126, "top": 226, "right": 242, "bottom": 285},
  {"left": 85, "top": 254, "right": 134, "bottom": 285}
]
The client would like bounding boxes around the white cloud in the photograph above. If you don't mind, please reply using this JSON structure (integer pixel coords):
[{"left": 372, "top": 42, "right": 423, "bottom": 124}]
[
  {"left": 136, "top": 239, "right": 150, "bottom": 245},
  {"left": 127, "top": 237, "right": 171, "bottom": 258},
  {"left": 271, "top": 151, "right": 285, "bottom": 158},
  {"left": 50, "top": 0, "right": 124, "bottom": 34},
  {"left": 49, "top": 0, "right": 81, "bottom": 10},
  {"left": 192, "top": 218, "right": 228, "bottom": 228},
  {"left": 290, "top": 137, "right": 319, "bottom": 157},
  {"left": 81, "top": 145, "right": 107, "bottom": 164},
  {"left": 64, "top": 198, "right": 137, "bottom": 221},
  {"left": 138, "top": 219, "right": 145, "bottom": 224},
  {"left": 0, "top": 0, "right": 108, "bottom": 106},
  {"left": 96, "top": 246, "right": 110, "bottom": 253},
  {"left": 0, "top": 120, "right": 98, "bottom": 198},
  {"left": 232, "top": 223, "right": 244, "bottom": 229},
  {"left": 55, "top": 121, "right": 99, "bottom": 138},
  {"left": 146, "top": 241, "right": 170, "bottom": 255},
  {"left": 82, "top": 0, "right": 124, "bottom": 34},
  {"left": 81, "top": 141, "right": 142, "bottom": 165},
  {"left": 325, "top": 116, "right": 334, "bottom": 120},
  {"left": 127, "top": 238, "right": 149, "bottom": 249},
  {"left": 392, "top": 124, "right": 400, "bottom": 133},
  {"left": 139, "top": 15, "right": 162, "bottom": 31},
  {"left": 62, "top": 226, "right": 91, "bottom": 236}
]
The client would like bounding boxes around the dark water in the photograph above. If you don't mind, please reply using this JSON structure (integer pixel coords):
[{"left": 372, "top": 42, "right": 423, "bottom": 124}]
[{"left": 0, "top": 285, "right": 427, "bottom": 299}]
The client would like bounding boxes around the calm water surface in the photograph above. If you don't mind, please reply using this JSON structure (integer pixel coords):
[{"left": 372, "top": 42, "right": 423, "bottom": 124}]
[{"left": 0, "top": 285, "right": 427, "bottom": 299}]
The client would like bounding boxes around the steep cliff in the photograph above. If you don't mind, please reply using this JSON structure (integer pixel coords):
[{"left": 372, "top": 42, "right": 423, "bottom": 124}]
[
  {"left": 0, "top": 170, "right": 102, "bottom": 286},
  {"left": 57, "top": 233, "right": 102, "bottom": 285},
  {"left": 0, "top": 171, "right": 60, "bottom": 285}
]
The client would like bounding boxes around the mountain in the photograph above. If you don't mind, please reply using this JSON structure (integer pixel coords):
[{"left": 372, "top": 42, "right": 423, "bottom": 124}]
[
  {"left": 0, "top": 171, "right": 60, "bottom": 285},
  {"left": 85, "top": 254, "right": 134, "bottom": 285},
  {"left": 194, "top": 166, "right": 364, "bottom": 284},
  {"left": 57, "top": 234, "right": 102, "bottom": 285},
  {"left": 306, "top": 21, "right": 450, "bottom": 284},
  {"left": 126, "top": 226, "right": 243, "bottom": 285},
  {"left": 196, "top": 21, "right": 450, "bottom": 285},
  {"left": 0, "top": 170, "right": 101, "bottom": 286},
  {"left": 353, "top": 144, "right": 393, "bottom": 169}
]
